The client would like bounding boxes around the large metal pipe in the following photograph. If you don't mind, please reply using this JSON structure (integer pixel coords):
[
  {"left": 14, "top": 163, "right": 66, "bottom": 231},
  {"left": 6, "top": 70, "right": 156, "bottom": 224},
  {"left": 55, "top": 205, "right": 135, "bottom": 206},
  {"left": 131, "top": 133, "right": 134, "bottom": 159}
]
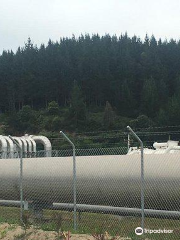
[
  {"left": 53, "top": 203, "right": 180, "bottom": 220},
  {"left": 20, "top": 138, "right": 28, "bottom": 157},
  {"left": 12, "top": 137, "right": 23, "bottom": 158},
  {"left": 29, "top": 137, "right": 36, "bottom": 153},
  {"left": 0, "top": 154, "right": 180, "bottom": 211},
  {"left": 0, "top": 200, "right": 179, "bottom": 219},
  {"left": 23, "top": 135, "right": 32, "bottom": 156},
  {"left": 3, "top": 136, "right": 14, "bottom": 158},
  {"left": 0, "top": 136, "right": 8, "bottom": 158},
  {"left": 31, "top": 136, "right": 51, "bottom": 157}
]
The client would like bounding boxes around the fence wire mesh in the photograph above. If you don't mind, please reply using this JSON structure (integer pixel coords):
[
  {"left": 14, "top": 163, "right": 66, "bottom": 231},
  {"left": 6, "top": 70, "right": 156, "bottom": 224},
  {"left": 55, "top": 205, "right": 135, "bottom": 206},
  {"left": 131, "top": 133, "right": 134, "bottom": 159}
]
[{"left": 0, "top": 136, "right": 180, "bottom": 239}]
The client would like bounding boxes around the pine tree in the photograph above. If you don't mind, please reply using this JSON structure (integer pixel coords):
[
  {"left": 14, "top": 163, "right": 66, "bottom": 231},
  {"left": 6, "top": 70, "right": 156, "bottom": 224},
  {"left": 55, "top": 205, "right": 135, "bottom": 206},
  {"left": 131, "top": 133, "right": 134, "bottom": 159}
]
[
  {"left": 69, "top": 82, "right": 86, "bottom": 128},
  {"left": 142, "top": 77, "right": 158, "bottom": 117},
  {"left": 120, "top": 79, "right": 135, "bottom": 116},
  {"left": 103, "top": 101, "right": 115, "bottom": 128}
]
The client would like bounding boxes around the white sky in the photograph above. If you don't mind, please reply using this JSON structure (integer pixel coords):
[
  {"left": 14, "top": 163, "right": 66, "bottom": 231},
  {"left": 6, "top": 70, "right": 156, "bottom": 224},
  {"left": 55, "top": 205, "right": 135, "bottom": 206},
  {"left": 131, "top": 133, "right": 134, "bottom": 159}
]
[{"left": 0, "top": 0, "right": 180, "bottom": 53}]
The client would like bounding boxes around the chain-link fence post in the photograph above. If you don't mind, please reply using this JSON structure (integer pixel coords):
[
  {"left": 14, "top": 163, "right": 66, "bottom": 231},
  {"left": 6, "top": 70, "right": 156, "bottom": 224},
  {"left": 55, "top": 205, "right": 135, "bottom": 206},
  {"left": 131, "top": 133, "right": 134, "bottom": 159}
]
[
  {"left": 127, "top": 133, "right": 130, "bottom": 151},
  {"left": 127, "top": 126, "right": 145, "bottom": 232},
  {"left": 60, "top": 131, "right": 77, "bottom": 231},
  {"left": 9, "top": 135, "right": 23, "bottom": 223}
]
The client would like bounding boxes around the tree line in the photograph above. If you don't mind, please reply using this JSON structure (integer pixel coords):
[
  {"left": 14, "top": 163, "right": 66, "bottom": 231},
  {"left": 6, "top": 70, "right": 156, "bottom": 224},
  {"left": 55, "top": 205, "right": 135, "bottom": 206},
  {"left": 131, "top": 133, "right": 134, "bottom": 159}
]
[{"left": 1, "top": 33, "right": 180, "bottom": 134}]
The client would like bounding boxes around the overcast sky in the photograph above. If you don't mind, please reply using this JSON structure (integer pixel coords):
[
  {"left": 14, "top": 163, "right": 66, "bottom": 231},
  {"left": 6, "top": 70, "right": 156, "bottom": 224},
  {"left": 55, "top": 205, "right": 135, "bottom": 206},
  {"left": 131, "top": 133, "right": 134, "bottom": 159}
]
[{"left": 0, "top": 0, "right": 180, "bottom": 53}]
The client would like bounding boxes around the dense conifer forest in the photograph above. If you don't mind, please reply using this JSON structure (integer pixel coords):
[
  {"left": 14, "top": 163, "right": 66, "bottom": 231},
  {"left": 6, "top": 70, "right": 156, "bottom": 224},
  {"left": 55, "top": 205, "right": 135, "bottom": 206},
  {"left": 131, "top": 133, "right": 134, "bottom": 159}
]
[{"left": 1, "top": 33, "right": 180, "bottom": 136}]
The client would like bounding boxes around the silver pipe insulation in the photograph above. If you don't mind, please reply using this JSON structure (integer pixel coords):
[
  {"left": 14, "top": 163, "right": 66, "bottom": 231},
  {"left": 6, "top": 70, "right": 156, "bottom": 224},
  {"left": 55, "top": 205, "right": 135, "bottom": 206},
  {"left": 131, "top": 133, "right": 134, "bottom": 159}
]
[
  {"left": 0, "top": 136, "right": 8, "bottom": 158},
  {"left": 0, "top": 200, "right": 179, "bottom": 220},
  {"left": 31, "top": 135, "right": 51, "bottom": 157},
  {"left": 3, "top": 136, "right": 14, "bottom": 158},
  {"left": 0, "top": 155, "right": 180, "bottom": 210},
  {"left": 53, "top": 203, "right": 180, "bottom": 220},
  {"left": 0, "top": 135, "right": 51, "bottom": 158}
]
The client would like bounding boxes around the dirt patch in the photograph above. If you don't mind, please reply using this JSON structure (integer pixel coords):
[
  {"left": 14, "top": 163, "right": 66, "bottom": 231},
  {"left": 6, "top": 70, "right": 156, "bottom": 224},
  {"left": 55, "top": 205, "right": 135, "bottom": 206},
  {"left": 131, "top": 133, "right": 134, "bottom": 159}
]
[{"left": 0, "top": 223, "right": 139, "bottom": 240}]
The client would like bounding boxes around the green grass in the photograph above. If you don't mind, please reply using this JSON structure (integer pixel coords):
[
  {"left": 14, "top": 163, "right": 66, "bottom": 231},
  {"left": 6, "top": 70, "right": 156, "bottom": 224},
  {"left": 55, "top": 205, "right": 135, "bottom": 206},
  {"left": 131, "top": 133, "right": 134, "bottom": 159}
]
[
  {"left": 0, "top": 206, "right": 179, "bottom": 239},
  {"left": 0, "top": 206, "right": 20, "bottom": 224}
]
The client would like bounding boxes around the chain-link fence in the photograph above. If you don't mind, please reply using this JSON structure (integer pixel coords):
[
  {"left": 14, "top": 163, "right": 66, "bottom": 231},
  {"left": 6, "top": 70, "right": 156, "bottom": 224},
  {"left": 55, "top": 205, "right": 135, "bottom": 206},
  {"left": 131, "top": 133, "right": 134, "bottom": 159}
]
[{"left": 0, "top": 131, "right": 180, "bottom": 239}]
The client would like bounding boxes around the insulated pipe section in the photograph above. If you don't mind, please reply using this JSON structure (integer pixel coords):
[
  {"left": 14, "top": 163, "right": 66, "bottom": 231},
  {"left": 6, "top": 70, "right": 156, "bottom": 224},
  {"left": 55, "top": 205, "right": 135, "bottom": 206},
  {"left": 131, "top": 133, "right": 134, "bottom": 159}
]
[
  {"left": 0, "top": 155, "right": 180, "bottom": 211},
  {"left": 3, "top": 136, "right": 14, "bottom": 158},
  {"left": 52, "top": 203, "right": 180, "bottom": 220},
  {"left": 0, "top": 200, "right": 179, "bottom": 220},
  {"left": 30, "top": 138, "right": 36, "bottom": 153},
  {"left": 165, "top": 146, "right": 180, "bottom": 153},
  {"left": 153, "top": 141, "right": 179, "bottom": 153},
  {"left": 153, "top": 142, "right": 168, "bottom": 149},
  {"left": 12, "top": 137, "right": 23, "bottom": 149},
  {"left": 31, "top": 136, "right": 52, "bottom": 157},
  {"left": 12, "top": 137, "right": 23, "bottom": 158},
  {"left": 23, "top": 135, "right": 33, "bottom": 157},
  {"left": 0, "top": 135, "right": 51, "bottom": 158},
  {"left": 20, "top": 138, "right": 27, "bottom": 158},
  {"left": 29, "top": 136, "right": 36, "bottom": 157},
  {"left": 0, "top": 136, "right": 8, "bottom": 158}
]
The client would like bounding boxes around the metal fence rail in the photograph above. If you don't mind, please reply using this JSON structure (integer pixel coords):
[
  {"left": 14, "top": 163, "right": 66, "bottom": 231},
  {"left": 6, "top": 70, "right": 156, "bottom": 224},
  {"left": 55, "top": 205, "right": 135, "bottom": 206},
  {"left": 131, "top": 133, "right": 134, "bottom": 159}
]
[{"left": 0, "top": 147, "right": 128, "bottom": 159}]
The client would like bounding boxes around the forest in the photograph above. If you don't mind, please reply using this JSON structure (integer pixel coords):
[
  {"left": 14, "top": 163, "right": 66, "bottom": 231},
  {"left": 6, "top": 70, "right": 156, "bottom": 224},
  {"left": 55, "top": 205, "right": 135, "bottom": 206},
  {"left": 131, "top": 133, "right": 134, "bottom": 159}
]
[{"left": 0, "top": 33, "right": 180, "bottom": 137}]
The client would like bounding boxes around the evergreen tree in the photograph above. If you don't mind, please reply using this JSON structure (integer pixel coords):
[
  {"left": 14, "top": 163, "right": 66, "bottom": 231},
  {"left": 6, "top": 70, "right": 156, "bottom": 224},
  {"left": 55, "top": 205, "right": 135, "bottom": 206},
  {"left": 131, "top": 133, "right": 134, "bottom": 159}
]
[
  {"left": 48, "top": 101, "right": 60, "bottom": 115},
  {"left": 103, "top": 101, "right": 115, "bottom": 127},
  {"left": 157, "top": 108, "right": 169, "bottom": 126},
  {"left": 167, "top": 95, "right": 180, "bottom": 125},
  {"left": 68, "top": 82, "right": 86, "bottom": 128},
  {"left": 142, "top": 77, "right": 158, "bottom": 117},
  {"left": 120, "top": 79, "right": 135, "bottom": 116}
]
